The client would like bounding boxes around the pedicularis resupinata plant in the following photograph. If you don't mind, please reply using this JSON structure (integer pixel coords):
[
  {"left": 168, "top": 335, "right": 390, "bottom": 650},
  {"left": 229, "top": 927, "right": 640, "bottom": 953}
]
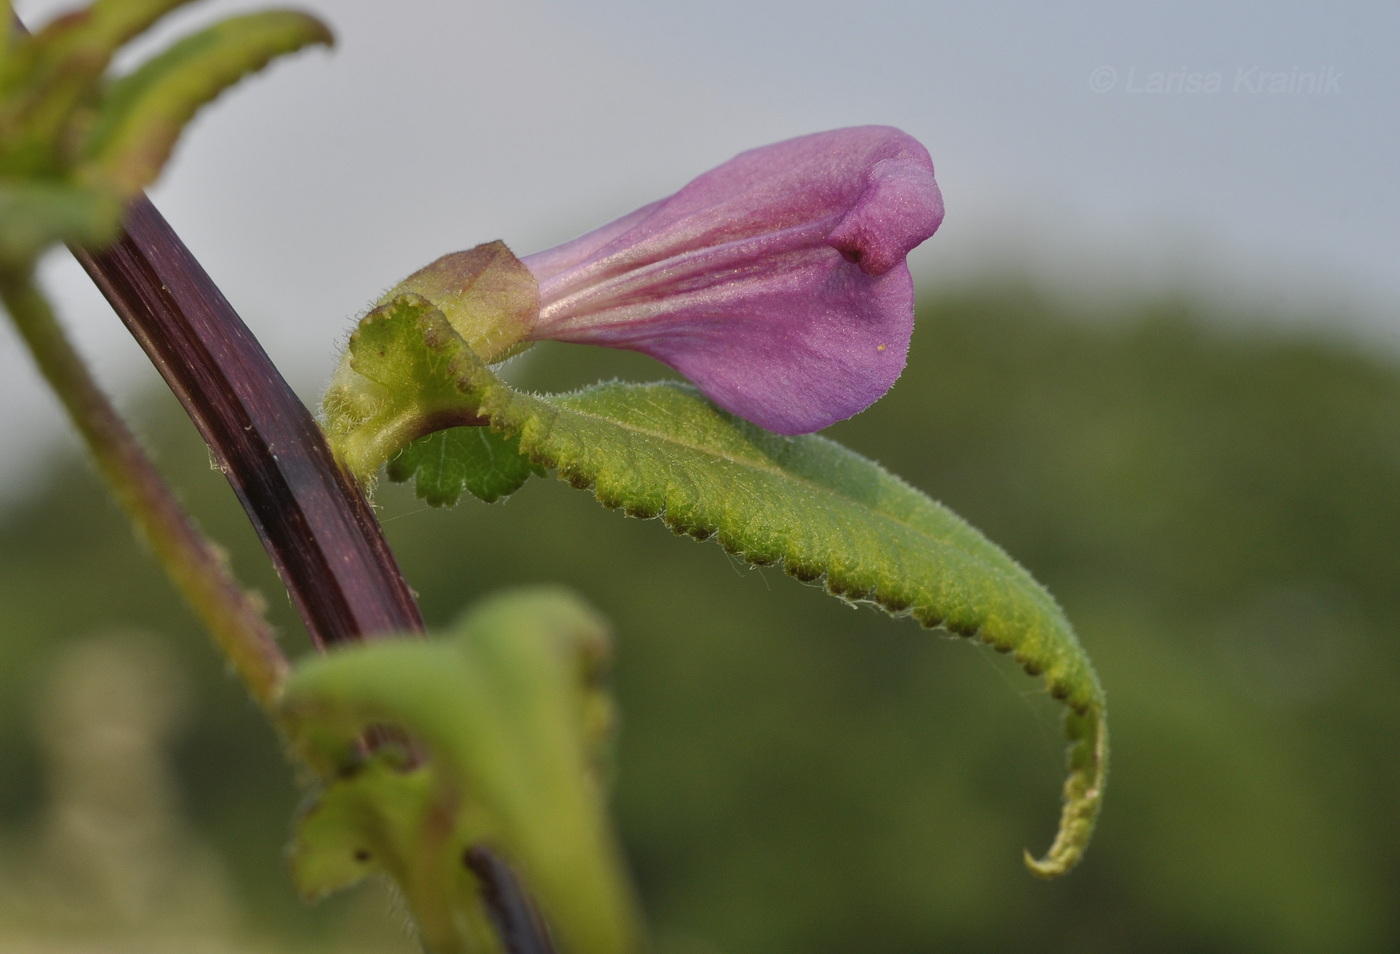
[{"left": 0, "top": 4, "right": 1106, "bottom": 953}]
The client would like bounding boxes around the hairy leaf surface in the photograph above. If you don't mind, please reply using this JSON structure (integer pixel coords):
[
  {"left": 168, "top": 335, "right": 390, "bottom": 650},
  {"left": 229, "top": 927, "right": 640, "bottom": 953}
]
[{"left": 324, "top": 294, "right": 1108, "bottom": 876}]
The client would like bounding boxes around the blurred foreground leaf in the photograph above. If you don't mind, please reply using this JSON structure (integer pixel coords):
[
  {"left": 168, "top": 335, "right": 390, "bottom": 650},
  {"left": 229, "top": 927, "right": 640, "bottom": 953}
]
[
  {"left": 282, "top": 587, "right": 639, "bottom": 954},
  {"left": 0, "top": 1, "right": 329, "bottom": 268},
  {"left": 80, "top": 10, "right": 332, "bottom": 194}
]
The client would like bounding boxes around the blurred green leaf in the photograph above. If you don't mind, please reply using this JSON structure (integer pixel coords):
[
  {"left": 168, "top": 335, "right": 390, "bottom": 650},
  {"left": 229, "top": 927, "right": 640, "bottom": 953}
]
[
  {"left": 290, "top": 753, "right": 504, "bottom": 954},
  {"left": 0, "top": 179, "right": 120, "bottom": 265},
  {"left": 0, "top": 2, "right": 328, "bottom": 268},
  {"left": 0, "top": 31, "right": 100, "bottom": 178},
  {"left": 0, "top": 6, "right": 11, "bottom": 77},
  {"left": 80, "top": 10, "right": 331, "bottom": 193},
  {"left": 282, "top": 587, "right": 641, "bottom": 954},
  {"left": 2, "top": 1, "right": 195, "bottom": 175},
  {"left": 77, "top": 0, "right": 200, "bottom": 55},
  {"left": 20, "top": 0, "right": 196, "bottom": 91},
  {"left": 292, "top": 751, "right": 438, "bottom": 900}
]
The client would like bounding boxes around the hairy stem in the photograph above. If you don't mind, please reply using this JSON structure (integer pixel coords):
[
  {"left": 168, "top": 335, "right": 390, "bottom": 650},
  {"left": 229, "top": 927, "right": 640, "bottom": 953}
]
[
  {"left": 71, "top": 198, "right": 424, "bottom": 647},
  {"left": 0, "top": 265, "right": 287, "bottom": 708}
]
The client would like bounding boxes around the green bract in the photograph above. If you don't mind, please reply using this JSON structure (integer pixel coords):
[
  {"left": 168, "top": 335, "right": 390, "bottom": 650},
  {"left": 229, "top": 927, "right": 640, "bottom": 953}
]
[{"left": 323, "top": 283, "right": 1109, "bottom": 878}]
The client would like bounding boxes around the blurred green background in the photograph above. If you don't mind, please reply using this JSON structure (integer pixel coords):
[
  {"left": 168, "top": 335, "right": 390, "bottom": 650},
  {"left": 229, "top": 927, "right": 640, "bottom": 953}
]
[{"left": 2, "top": 283, "right": 1398, "bottom": 953}]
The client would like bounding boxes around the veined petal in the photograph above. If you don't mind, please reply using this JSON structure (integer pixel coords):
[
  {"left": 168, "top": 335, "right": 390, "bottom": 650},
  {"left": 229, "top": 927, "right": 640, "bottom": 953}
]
[{"left": 521, "top": 126, "right": 943, "bottom": 434}]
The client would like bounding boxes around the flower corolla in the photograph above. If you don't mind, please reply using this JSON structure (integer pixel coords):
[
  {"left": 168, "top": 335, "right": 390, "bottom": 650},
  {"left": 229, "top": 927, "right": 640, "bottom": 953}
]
[{"left": 521, "top": 126, "right": 944, "bottom": 434}]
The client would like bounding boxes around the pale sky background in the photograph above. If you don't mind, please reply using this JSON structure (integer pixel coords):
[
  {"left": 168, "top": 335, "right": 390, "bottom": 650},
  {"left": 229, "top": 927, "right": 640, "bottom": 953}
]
[{"left": 3, "top": 0, "right": 1398, "bottom": 499}]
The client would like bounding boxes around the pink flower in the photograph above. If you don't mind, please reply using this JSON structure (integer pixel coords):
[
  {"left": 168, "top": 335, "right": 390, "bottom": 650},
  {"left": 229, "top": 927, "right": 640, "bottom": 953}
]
[{"left": 521, "top": 126, "right": 944, "bottom": 434}]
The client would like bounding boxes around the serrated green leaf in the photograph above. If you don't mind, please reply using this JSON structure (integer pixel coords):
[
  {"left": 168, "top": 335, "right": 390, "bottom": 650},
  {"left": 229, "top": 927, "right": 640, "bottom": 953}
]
[
  {"left": 324, "top": 295, "right": 1109, "bottom": 877},
  {"left": 504, "top": 378, "right": 1107, "bottom": 877},
  {"left": 80, "top": 10, "right": 331, "bottom": 194},
  {"left": 281, "top": 588, "right": 640, "bottom": 954},
  {"left": 386, "top": 424, "right": 544, "bottom": 506}
]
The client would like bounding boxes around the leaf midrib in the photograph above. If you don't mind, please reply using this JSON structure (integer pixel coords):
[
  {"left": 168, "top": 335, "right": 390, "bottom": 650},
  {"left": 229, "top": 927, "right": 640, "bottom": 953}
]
[{"left": 511, "top": 386, "right": 1066, "bottom": 623}]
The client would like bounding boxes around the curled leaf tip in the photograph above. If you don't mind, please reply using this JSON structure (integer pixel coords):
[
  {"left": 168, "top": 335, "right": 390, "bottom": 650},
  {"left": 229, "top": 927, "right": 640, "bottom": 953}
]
[{"left": 1024, "top": 708, "right": 1108, "bottom": 879}]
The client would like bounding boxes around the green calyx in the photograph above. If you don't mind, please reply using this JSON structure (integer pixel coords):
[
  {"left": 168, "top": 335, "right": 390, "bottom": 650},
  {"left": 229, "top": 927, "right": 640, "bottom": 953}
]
[
  {"left": 379, "top": 240, "right": 539, "bottom": 365},
  {"left": 323, "top": 242, "right": 542, "bottom": 484}
]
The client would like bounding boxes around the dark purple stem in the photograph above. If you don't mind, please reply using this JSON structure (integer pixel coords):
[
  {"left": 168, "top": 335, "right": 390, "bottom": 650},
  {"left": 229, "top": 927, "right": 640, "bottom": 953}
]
[
  {"left": 15, "top": 4, "right": 556, "bottom": 945},
  {"left": 70, "top": 196, "right": 559, "bottom": 953},
  {"left": 466, "top": 845, "right": 557, "bottom": 954},
  {"left": 71, "top": 197, "right": 423, "bottom": 646}
]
